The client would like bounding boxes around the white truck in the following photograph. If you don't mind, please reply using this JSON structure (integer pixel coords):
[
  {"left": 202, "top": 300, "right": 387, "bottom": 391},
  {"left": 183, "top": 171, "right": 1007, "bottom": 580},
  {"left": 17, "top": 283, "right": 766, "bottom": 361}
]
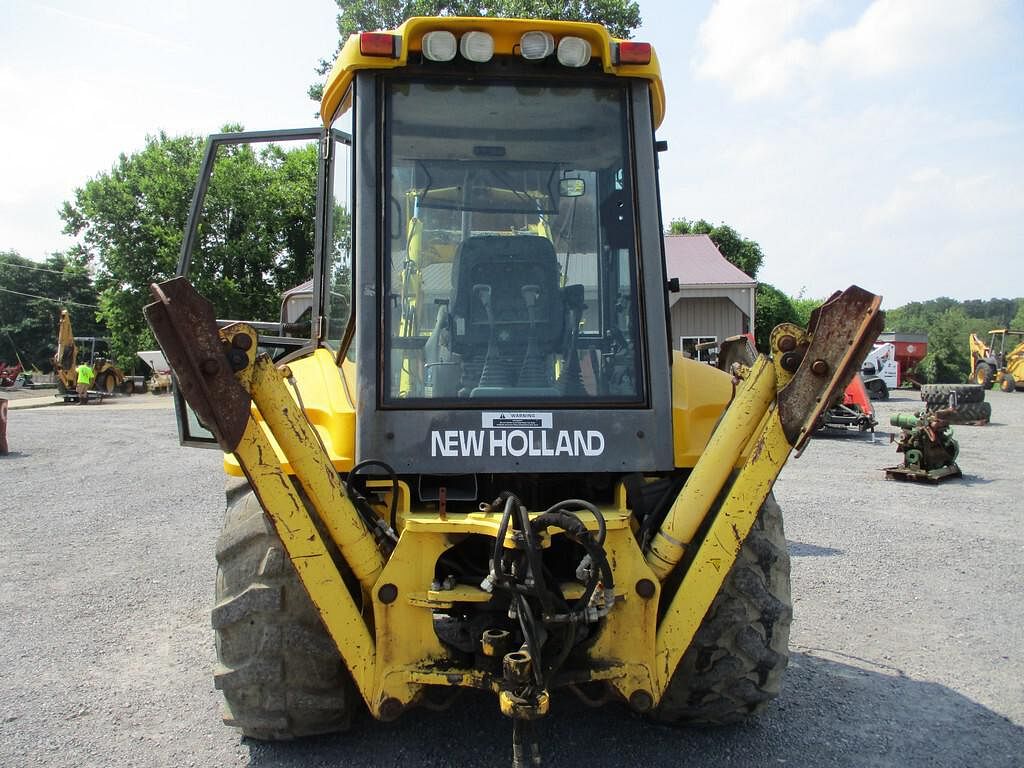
[{"left": 861, "top": 342, "right": 899, "bottom": 399}]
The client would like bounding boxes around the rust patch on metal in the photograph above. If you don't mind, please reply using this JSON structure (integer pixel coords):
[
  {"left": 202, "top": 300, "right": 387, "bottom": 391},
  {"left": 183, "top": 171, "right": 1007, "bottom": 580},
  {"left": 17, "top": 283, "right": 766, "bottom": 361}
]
[
  {"left": 777, "top": 285, "right": 883, "bottom": 451},
  {"left": 144, "top": 278, "right": 252, "bottom": 450}
]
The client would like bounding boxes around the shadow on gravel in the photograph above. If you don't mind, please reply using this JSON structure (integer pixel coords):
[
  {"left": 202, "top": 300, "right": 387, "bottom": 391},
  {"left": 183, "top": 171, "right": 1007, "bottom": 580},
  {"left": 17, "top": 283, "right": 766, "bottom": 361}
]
[
  {"left": 788, "top": 541, "right": 843, "bottom": 557},
  {"left": 0, "top": 451, "right": 27, "bottom": 459},
  {"left": 956, "top": 475, "right": 995, "bottom": 486},
  {"left": 806, "top": 434, "right": 872, "bottom": 444},
  {"left": 243, "top": 652, "right": 1024, "bottom": 768}
]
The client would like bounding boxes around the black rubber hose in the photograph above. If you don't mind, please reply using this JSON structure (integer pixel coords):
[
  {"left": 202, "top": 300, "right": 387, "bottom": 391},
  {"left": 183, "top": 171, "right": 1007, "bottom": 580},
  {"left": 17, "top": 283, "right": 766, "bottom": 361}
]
[
  {"left": 348, "top": 459, "right": 399, "bottom": 535},
  {"left": 542, "top": 498, "right": 606, "bottom": 548},
  {"left": 531, "top": 510, "right": 612, "bottom": 586},
  {"left": 531, "top": 510, "right": 614, "bottom": 610},
  {"left": 492, "top": 495, "right": 518, "bottom": 588},
  {"left": 515, "top": 497, "right": 555, "bottom": 615},
  {"left": 514, "top": 593, "right": 544, "bottom": 688}
]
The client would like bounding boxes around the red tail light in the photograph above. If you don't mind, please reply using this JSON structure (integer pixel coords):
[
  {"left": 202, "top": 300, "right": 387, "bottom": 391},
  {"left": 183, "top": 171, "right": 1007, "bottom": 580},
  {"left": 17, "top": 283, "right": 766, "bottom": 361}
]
[
  {"left": 360, "top": 32, "right": 398, "bottom": 58},
  {"left": 616, "top": 42, "right": 651, "bottom": 65}
]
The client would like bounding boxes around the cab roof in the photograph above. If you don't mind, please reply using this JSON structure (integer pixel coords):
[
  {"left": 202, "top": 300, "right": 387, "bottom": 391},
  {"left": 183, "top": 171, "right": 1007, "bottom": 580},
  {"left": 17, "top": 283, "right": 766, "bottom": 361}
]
[{"left": 320, "top": 16, "right": 665, "bottom": 129}]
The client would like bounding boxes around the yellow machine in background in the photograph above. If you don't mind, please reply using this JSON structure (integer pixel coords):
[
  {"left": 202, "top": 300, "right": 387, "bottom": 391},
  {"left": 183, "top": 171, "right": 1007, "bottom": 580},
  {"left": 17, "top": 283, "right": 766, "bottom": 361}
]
[
  {"left": 146, "top": 17, "right": 882, "bottom": 764},
  {"left": 53, "top": 310, "right": 132, "bottom": 399},
  {"left": 970, "top": 329, "right": 1024, "bottom": 392}
]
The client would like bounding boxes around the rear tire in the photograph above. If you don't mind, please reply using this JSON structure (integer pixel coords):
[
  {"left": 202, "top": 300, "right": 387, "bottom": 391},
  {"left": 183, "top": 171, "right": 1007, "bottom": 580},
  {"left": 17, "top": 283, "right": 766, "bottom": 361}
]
[
  {"left": 920, "top": 383, "right": 985, "bottom": 407},
  {"left": 99, "top": 372, "right": 117, "bottom": 394},
  {"left": 973, "top": 363, "right": 993, "bottom": 388},
  {"left": 866, "top": 379, "right": 889, "bottom": 400},
  {"left": 944, "top": 400, "right": 992, "bottom": 424},
  {"left": 652, "top": 493, "right": 791, "bottom": 724},
  {"left": 213, "top": 484, "right": 354, "bottom": 740}
]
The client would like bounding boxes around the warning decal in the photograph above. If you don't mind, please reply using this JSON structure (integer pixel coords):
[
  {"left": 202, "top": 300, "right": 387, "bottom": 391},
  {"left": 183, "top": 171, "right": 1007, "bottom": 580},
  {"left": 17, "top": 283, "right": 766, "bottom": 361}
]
[{"left": 482, "top": 412, "right": 552, "bottom": 429}]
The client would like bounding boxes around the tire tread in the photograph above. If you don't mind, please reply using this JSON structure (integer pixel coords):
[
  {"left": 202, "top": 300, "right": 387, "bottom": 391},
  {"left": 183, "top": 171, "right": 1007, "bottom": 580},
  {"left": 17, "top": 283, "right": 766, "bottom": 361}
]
[
  {"left": 213, "top": 490, "right": 353, "bottom": 740},
  {"left": 652, "top": 494, "right": 792, "bottom": 725}
]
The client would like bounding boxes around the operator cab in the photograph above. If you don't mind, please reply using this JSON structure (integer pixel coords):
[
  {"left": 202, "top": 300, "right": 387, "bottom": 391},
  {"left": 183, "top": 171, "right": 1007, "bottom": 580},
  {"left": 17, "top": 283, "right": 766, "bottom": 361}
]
[
  {"left": 353, "top": 61, "right": 674, "bottom": 475},
  {"left": 175, "top": 20, "right": 676, "bottom": 477}
]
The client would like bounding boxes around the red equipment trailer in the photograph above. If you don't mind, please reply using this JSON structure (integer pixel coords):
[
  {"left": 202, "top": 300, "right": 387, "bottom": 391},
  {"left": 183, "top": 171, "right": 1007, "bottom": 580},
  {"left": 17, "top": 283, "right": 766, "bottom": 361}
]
[{"left": 877, "top": 332, "right": 928, "bottom": 386}]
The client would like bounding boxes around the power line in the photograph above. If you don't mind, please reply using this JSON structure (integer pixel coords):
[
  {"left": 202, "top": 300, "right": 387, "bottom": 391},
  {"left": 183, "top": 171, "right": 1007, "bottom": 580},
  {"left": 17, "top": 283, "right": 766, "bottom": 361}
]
[
  {"left": 0, "top": 286, "right": 99, "bottom": 308},
  {"left": 0, "top": 258, "right": 90, "bottom": 276}
]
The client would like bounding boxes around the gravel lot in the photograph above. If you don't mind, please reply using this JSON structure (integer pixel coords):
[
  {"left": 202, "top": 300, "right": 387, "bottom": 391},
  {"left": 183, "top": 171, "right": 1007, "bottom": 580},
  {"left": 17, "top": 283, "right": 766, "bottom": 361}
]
[{"left": 1, "top": 390, "right": 1022, "bottom": 767}]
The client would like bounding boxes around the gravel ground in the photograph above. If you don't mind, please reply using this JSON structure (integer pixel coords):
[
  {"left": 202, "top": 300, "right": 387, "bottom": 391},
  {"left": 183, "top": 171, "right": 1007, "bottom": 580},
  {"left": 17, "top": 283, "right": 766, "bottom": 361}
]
[{"left": 1, "top": 390, "right": 1022, "bottom": 767}]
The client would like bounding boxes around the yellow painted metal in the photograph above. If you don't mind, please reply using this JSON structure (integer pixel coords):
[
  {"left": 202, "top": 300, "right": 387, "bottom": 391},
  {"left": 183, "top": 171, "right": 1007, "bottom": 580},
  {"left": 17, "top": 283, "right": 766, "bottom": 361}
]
[
  {"left": 211, "top": 325, "right": 381, "bottom": 701},
  {"left": 500, "top": 690, "right": 550, "bottom": 719},
  {"left": 54, "top": 310, "right": 77, "bottom": 390},
  {"left": 242, "top": 351, "right": 385, "bottom": 591},
  {"left": 649, "top": 357, "right": 777, "bottom": 580},
  {"left": 653, "top": 407, "right": 793, "bottom": 692},
  {"left": 586, "top": 527, "right": 660, "bottom": 703},
  {"left": 371, "top": 531, "right": 452, "bottom": 715},
  {"left": 321, "top": 17, "right": 665, "bottom": 128},
  {"left": 770, "top": 324, "right": 804, "bottom": 391},
  {"left": 223, "top": 347, "right": 355, "bottom": 477},
  {"left": 670, "top": 352, "right": 737, "bottom": 467},
  {"left": 360, "top": 506, "right": 655, "bottom": 714},
  {"left": 232, "top": 417, "right": 378, "bottom": 700}
]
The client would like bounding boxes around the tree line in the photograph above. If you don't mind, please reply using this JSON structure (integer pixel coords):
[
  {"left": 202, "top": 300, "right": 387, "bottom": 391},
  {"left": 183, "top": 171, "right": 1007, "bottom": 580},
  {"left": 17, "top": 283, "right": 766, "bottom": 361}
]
[
  {"left": 667, "top": 218, "right": 1023, "bottom": 384},
  {"left": 2, "top": 1, "right": 1018, "bottom": 387}
]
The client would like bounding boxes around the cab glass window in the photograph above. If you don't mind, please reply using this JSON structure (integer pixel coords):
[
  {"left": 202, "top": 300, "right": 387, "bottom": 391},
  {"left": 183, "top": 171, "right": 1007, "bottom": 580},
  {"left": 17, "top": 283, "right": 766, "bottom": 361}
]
[{"left": 382, "top": 80, "right": 644, "bottom": 406}]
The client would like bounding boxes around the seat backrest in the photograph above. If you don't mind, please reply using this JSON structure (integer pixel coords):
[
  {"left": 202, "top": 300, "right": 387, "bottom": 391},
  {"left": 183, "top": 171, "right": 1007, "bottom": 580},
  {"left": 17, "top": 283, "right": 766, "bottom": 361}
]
[{"left": 450, "top": 235, "right": 563, "bottom": 352}]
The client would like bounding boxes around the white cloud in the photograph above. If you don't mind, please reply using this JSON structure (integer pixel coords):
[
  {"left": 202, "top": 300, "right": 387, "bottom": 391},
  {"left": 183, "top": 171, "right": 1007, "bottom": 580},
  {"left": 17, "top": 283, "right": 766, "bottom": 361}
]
[
  {"left": 695, "top": 0, "right": 820, "bottom": 99},
  {"left": 654, "top": 94, "right": 1023, "bottom": 304},
  {"left": 821, "top": 0, "right": 1001, "bottom": 78},
  {"left": 696, "top": 0, "right": 1006, "bottom": 99}
]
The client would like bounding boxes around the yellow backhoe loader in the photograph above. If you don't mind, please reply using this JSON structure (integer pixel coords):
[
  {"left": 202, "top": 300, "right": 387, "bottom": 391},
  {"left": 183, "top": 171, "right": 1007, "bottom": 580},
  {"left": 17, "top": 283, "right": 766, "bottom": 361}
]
[
  {"left": 145, "top": 18, "right": 882, "bottom": 764},
  {"left": 969, "top": 329, "right": 1024, "bottom": 392},
  {"left": 53, "top": 310, "right": 134, "bottom": 401}
]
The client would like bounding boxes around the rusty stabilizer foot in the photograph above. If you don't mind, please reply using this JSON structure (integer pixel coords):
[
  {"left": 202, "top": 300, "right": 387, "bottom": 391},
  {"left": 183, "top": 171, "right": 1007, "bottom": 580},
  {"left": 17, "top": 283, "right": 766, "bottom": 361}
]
[
  {"left": 144, "top": 277, "right": 251, "bottom": 452},
  {"left": 778, "top": 285, "right": 884, "bottom": 452}
]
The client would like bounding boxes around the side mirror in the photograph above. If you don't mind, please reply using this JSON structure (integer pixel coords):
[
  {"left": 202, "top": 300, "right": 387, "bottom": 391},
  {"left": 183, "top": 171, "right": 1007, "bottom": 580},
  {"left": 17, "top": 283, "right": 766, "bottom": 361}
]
[{"left": 559, "top": 178, "right": 585, "bottom": 198}]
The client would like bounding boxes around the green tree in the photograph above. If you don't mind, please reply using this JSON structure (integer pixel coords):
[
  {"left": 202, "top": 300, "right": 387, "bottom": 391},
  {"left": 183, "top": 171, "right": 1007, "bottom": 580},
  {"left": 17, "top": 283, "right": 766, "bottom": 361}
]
[
  {"left": 882, "top": 296, "right": 1024, "bottom": 383},
  {"left": 791, "top": 295, "right": 823, "bottom": 329},
  {"left": 61, "top": 131, "right": 321, "bottom": 363},
  {"left": 0, "top": 250, "right": 102, "bottom": 370},
  {"left": 754, "top": 283, "right": 800, "bottom": 353},
  {"left": 918, "top": 308, "right": 971, "bottom": 384},
  {"left": 1012, "top": 303, "right": 1024, "bottom": 331},
  {"left": 667, "top": 218, "right": 764, "bottom": 279},
  {"left": 61, "top": 132, "right": 205, "bottom": 363},
  {"left": 309, "top": 0, "right": 643, "bottom": 101}
]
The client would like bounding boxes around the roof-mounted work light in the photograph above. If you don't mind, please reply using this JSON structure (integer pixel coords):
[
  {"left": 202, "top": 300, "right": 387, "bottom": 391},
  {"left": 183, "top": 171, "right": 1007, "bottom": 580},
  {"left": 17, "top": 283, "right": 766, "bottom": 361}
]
[
  {"left": 422, "top": 30, "right": 457, "bottom": 61},
  {"left": 460, "top": 31, "right": 494, "bottom": 63},
  {"left": 556, "top": 36, "right": 591, "bottom": 68},
  {"left": 519, "top": 31, "right": 555, "bottom": 60}
]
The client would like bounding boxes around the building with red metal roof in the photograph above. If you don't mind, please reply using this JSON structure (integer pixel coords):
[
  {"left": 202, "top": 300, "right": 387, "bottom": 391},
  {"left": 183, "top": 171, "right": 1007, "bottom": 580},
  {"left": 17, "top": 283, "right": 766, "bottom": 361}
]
[{"left": 663, "top": 234, "right": 756, "bottom": 360}]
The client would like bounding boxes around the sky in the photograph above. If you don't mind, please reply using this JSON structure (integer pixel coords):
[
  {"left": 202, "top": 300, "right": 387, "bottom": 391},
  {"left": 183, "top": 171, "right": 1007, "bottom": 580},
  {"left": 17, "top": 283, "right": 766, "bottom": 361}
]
[{"left": 2, "top": 0, "right": 1023, "bottom": 308}]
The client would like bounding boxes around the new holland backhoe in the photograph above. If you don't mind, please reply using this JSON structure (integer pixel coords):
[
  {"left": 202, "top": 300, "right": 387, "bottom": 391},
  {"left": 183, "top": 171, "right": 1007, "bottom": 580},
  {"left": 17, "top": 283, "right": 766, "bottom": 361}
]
[{"left": 145, "top": 17, "right": 881, "bottom": 764}]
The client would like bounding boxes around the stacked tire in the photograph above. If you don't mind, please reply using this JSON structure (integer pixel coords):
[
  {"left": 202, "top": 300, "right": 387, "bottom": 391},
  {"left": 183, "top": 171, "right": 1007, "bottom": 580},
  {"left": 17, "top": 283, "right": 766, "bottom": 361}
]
[{"left": 919, "top": 383, "right": 990, "bottom": 425}]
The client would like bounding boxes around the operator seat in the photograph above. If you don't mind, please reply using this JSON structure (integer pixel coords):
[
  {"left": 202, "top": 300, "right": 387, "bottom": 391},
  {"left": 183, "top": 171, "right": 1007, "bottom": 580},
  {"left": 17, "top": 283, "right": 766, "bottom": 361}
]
[{"left": 450, "top": 235, "right": 563, "bottom": 395}]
